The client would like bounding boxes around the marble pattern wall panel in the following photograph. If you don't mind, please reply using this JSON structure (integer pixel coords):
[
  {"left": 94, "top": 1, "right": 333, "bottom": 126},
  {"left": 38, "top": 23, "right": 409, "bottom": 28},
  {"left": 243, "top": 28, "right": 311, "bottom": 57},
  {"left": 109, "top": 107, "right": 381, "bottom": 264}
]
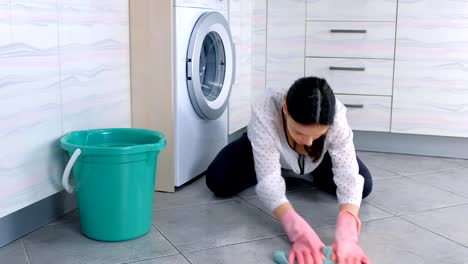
[
  {"left": 266, "top": 0, "right": 305, "bottom": 93},
  {"left": 228, "top": 0, "right": 252, "bottom": 134},
  {"left": 59, "top": 0, "right": 131, "bottom": 133},
  {"left": 0, "top": 0, "right": 130, "bottom": 218},
  {"left": 0, "top": 0, "right": 11, "bottom": 44},
  {"left": 0, "top": 0, "right": 63, "bottom": 218},
  {"left": 252, "top": 0, "right": 266, "bottom": 104},
  {"left": 392, "top": 0, "right": 468, "bottom": 137}
]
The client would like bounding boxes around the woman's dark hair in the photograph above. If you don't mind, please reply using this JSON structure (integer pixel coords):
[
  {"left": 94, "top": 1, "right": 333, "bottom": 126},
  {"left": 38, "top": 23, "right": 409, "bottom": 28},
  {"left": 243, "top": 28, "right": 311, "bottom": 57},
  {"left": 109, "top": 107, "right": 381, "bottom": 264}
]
[{"left": 285, "top": 76, "right": 336, "bottom": 161}]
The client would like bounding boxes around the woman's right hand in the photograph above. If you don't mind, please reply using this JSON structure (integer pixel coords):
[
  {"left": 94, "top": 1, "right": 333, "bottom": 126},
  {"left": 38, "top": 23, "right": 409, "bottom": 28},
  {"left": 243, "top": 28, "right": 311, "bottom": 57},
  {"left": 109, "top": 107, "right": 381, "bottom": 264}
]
[{"left": 279, "top": 209, "right": 325, "bottom": 264}]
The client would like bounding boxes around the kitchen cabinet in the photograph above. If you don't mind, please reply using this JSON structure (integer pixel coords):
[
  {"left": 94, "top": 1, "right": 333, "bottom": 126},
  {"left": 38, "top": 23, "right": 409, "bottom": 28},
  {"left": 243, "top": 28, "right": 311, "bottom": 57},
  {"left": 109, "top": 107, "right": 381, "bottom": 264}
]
[
  {"left": 306, "top": 0, "right": 397, "bottom": 22},
  {"left": 392, "top": 0, "right": 468, "bottom": 137},
  {"left": 306, "top": 58, "right": 393, "bottom": 96},
  {"left": 305, "top": 0, "right": 396, "bottom": 132},
  {"left": 266, "top": 0, "right": 306, "bottom": 93},
  {"left": 228, "top": 0, "right": 268, "bottom": 133},
  {"left": 228, "top": 0, "right": 253, "bottom": 134},
  {"left": 252, "top": 0, "right": 267, "bottom": 103}
]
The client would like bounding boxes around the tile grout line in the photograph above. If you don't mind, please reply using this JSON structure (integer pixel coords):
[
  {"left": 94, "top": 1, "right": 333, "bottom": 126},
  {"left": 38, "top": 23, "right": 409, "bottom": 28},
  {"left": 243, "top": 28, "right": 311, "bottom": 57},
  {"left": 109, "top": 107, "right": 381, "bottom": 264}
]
[
  {"left": 150, "top": 225, "right": 194, "bottom": 264},
  {"left": 372, "top": 175, "right": 404, "bottom": 181},
  {"left": 367, "top": 164, "right": 402, "bottom": 175},
  {"left": 152, "top": 197, "right": 240, "bottom": 212},
  {"left": 396, "top": 201, "right": 468, "bottom": 217},
  {"left": 239, "top": 187, "right": 318, "bottom": 200},
  {"left": 180, "top": 234, "right": 289, "bottom": 255},
  {"left": 397, "top": 216, "right": 468, "bottom": 250},
  {"left": 239, "top": 195, "right": 279, "bottom": 222},
  {"left": 365, "top": 199, "right": 468, "bottom": 219},
  {"left": 401, "top": 175, "right": 468, "bottom": 199},
  {"left": 401, "top": 166, "right": 465, "bottom": 177},
  {"left": 361, "top": 200, "right": 397, "bottom": 217},
  {"left": 366, "top": 165, "right": 462, "bottom": 177},
  {"left": 120, "top": 254, "right": 181, "bottom": 264},
  {"left": 20, "top": 239, "right": 31, "bottom": 264}
]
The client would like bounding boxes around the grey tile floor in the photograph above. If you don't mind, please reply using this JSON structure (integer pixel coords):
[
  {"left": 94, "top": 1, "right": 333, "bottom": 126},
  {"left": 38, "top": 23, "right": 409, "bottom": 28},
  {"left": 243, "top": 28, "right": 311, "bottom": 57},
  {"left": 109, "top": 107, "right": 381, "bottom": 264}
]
[{"left": 2, "top": 151, "right": 468, "bottom": 264}]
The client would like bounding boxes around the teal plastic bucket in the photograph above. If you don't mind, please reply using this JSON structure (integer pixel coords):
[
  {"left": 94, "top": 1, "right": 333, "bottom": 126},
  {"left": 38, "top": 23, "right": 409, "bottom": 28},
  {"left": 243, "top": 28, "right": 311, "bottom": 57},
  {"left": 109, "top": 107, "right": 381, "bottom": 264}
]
[{"left": 60, "top": 128, "right": 166, "bottom": 241}]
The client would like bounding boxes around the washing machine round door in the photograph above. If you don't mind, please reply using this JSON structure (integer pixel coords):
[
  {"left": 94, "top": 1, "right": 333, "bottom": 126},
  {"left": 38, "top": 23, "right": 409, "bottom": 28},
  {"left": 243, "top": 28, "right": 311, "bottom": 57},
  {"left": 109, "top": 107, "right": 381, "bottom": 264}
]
[{"left": 186, "top": 12, "right": 235, "bottom": 120}]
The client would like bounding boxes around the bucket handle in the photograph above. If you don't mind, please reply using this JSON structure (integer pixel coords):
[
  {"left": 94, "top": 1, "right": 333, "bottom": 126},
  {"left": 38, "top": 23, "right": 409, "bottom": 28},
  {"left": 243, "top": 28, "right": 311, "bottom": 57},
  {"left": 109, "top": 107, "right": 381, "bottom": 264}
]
[{"left": 62, "top": 148, "right": 81, "bottom": 193}]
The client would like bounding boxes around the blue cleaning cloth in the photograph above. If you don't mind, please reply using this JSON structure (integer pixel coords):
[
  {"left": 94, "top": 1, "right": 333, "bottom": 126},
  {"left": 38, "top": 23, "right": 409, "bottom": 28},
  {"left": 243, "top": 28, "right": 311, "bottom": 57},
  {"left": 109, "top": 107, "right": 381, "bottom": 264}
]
[{"left": 273, "top": 246, "right": 336, "bottom": 264}]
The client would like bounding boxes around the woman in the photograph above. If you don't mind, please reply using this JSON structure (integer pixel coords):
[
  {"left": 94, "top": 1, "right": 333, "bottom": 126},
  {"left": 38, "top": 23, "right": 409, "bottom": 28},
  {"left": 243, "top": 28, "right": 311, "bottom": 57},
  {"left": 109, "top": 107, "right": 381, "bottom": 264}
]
[{"left": 206, "top": 76, "right": 372, "bottom": 264}]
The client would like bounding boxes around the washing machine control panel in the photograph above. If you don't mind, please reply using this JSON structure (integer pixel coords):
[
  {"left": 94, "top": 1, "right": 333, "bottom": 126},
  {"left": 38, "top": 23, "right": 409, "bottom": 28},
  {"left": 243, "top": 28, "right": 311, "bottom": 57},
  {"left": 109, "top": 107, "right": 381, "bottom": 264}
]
[{"left": 174, "top": 0, "right": 227, "bottom": 10}]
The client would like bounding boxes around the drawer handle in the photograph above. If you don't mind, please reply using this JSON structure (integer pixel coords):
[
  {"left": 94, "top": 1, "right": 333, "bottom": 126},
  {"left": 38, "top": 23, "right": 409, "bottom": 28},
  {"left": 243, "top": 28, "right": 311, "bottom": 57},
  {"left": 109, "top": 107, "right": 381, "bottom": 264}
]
[
  {"left": 330, "top": 29, "right": 367, "bottom": 34},
  {"left": 345, "top": 104, "right": 364, "bottom": 109},
  {"left": 329, "top": 66, "right": 365, "bottom": 72}
]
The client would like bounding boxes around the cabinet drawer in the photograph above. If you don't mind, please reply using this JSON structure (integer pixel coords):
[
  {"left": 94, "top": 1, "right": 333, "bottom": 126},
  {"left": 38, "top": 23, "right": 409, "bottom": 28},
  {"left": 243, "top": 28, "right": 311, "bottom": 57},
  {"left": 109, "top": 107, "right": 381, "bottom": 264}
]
[
  {"left": 306, "top": 58, "right": 393, "bottom": 96},
  {"left": 306, "top": 21, "right": 395, "bottom": 59},
  {"left": 392, "top": 59, "right": 468, "bottom": 137},
  {"left": 396, "top": 6, "right": 468, "bottom": 61},
  {"left": 337, "top": 95, "right": 391, "bottom": 132},
  {"left": 307, "top": 0, "right": 397, "bottom": 22}
]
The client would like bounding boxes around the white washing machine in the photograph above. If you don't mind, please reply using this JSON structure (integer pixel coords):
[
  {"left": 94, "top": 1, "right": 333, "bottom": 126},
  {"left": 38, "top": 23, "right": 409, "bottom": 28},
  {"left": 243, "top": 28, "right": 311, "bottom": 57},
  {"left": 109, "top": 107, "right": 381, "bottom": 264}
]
[{"left": 173, "top": 0, "right": 235, "bottom": 186}]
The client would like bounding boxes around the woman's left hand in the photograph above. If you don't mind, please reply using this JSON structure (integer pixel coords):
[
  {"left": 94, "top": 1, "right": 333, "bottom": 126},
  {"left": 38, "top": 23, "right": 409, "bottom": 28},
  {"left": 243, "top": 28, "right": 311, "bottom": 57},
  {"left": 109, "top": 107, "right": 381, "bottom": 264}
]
[{"left": 332, "top": 210, "right": 371, "bottom": 264}]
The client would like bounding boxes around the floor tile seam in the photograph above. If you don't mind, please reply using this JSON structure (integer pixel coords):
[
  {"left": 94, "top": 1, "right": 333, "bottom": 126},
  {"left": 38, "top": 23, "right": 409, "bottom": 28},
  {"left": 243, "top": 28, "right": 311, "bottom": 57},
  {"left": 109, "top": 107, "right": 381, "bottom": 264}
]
[
  {"left": 397, "top": 215, "right": 468, "bottom": 250},
  {"left": 20, "top": 239, "right": 31, "bottom": 264},
  {"left": 149, "top": 225, "right": 194, "bottom": 264},
  {"left": 120, "top": 252, "right": 182, "bottom": 264},
  {"left": 361, "top": 201, "right": 398, "bottom": 217},
  {"left": 395, "top": 201, "right": 468, "bottom": 217},
  {"left": 179, "top": 234, "right": 289, "bottom": 255},
  {"left": 152, "top": 198, "right": 241, "bottom": 212},
  {"left": 372, "top": 175, "right": 404, "bottom": 181},
  {"left": 239, "top": 187, "right": 319, "bottom": 199},
  {"left": 401, "top": 176, "right": 468, "bottom": 199},
  {"left": 401, "top": 166, "right": 465, "bottom": 177},
  {"left": 238, "top": 196, "right": 280, "bottom": 222}
]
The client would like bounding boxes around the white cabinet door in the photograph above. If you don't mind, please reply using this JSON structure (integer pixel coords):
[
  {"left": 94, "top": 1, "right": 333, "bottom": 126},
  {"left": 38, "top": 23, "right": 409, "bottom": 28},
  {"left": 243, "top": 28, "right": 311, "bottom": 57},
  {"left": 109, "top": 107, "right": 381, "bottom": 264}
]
[
  {"left": 228, "top": 0, "right": 253, "bottom": 134},
  {"left": 266, "top": 0, "right": 306, "bottom": 93},
  {"left": 392, "top": 0, "right": 468, "bottom": 137},
  {"left": 252, "top": 0, "right": 267, "bottom": 103},
  {"left": 306, "top": 0, "right": 397, "bottom": 22}
]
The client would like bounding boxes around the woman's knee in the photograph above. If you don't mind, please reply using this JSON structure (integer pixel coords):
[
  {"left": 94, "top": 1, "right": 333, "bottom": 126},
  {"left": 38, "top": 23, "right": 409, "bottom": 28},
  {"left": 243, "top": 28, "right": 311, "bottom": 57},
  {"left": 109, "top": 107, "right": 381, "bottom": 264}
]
[
  {"left": 357, "top": 156, "right": 373, "bottom": 199},
  {"left": 205, "top": 157, "right": 242, "bottom": 197},
  {"left": 206, "top": 160, "right": 228, "bottom": 196},
  {"left": 362, "top": 176, "right": 373, "bottom": 198}
]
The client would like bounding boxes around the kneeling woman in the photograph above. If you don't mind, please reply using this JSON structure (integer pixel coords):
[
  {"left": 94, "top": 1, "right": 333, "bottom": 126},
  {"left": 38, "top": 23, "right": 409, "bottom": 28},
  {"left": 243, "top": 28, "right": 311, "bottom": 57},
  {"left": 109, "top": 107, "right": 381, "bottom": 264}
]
[{"left": 206, "top": 76, "right": 372, "bottom": 264}]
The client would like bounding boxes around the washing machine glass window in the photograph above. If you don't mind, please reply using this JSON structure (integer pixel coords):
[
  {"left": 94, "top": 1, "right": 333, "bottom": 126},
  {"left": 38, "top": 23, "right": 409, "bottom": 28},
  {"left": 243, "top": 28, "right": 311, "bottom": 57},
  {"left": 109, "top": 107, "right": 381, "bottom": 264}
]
[
  {"left": 199, "top": 31, "right": 225, "bottom": 101},
  {"left": 186, "top": 11, "right": 235, "bottom": 120}
]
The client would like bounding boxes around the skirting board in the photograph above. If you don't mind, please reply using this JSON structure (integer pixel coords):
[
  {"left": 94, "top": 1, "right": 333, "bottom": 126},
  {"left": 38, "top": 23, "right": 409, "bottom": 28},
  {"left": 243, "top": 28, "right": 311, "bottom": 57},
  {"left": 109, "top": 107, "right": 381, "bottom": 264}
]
[
  {"left": 0, "top": 191, "right": 77, "bottom": 248},
  {"left": 230, "top": 127, "right": 468, "bottom": 159},
  {"left": 228, "top": 126, "right": 247, "bottom": 143},
  {"left": 354, "top": 131, "right": 468, "bottom": 159}
]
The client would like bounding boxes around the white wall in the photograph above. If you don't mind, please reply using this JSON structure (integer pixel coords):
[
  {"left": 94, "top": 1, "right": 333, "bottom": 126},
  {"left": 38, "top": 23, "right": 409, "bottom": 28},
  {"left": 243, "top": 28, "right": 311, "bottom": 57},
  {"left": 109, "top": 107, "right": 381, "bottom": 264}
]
[{"left": 0, "top": 0, "right": 131, "bottom": 218}]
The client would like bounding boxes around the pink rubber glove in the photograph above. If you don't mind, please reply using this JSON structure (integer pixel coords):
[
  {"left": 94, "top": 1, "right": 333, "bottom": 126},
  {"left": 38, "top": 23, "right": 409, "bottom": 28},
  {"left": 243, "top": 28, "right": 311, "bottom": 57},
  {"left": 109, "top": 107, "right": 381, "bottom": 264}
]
[
  {"left": 280, "top": 210, "right": 325, "bottom": 264},
  {"left": 332, "top": 210, "right": 370, "bottom": 264}
]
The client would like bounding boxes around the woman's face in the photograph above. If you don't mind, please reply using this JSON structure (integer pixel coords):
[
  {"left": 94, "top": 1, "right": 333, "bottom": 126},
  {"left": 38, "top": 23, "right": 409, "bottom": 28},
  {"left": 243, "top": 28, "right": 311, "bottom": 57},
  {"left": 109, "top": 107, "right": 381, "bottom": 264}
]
[{"left": 283, "top": 103, "right": 329, "bottom": 147}]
